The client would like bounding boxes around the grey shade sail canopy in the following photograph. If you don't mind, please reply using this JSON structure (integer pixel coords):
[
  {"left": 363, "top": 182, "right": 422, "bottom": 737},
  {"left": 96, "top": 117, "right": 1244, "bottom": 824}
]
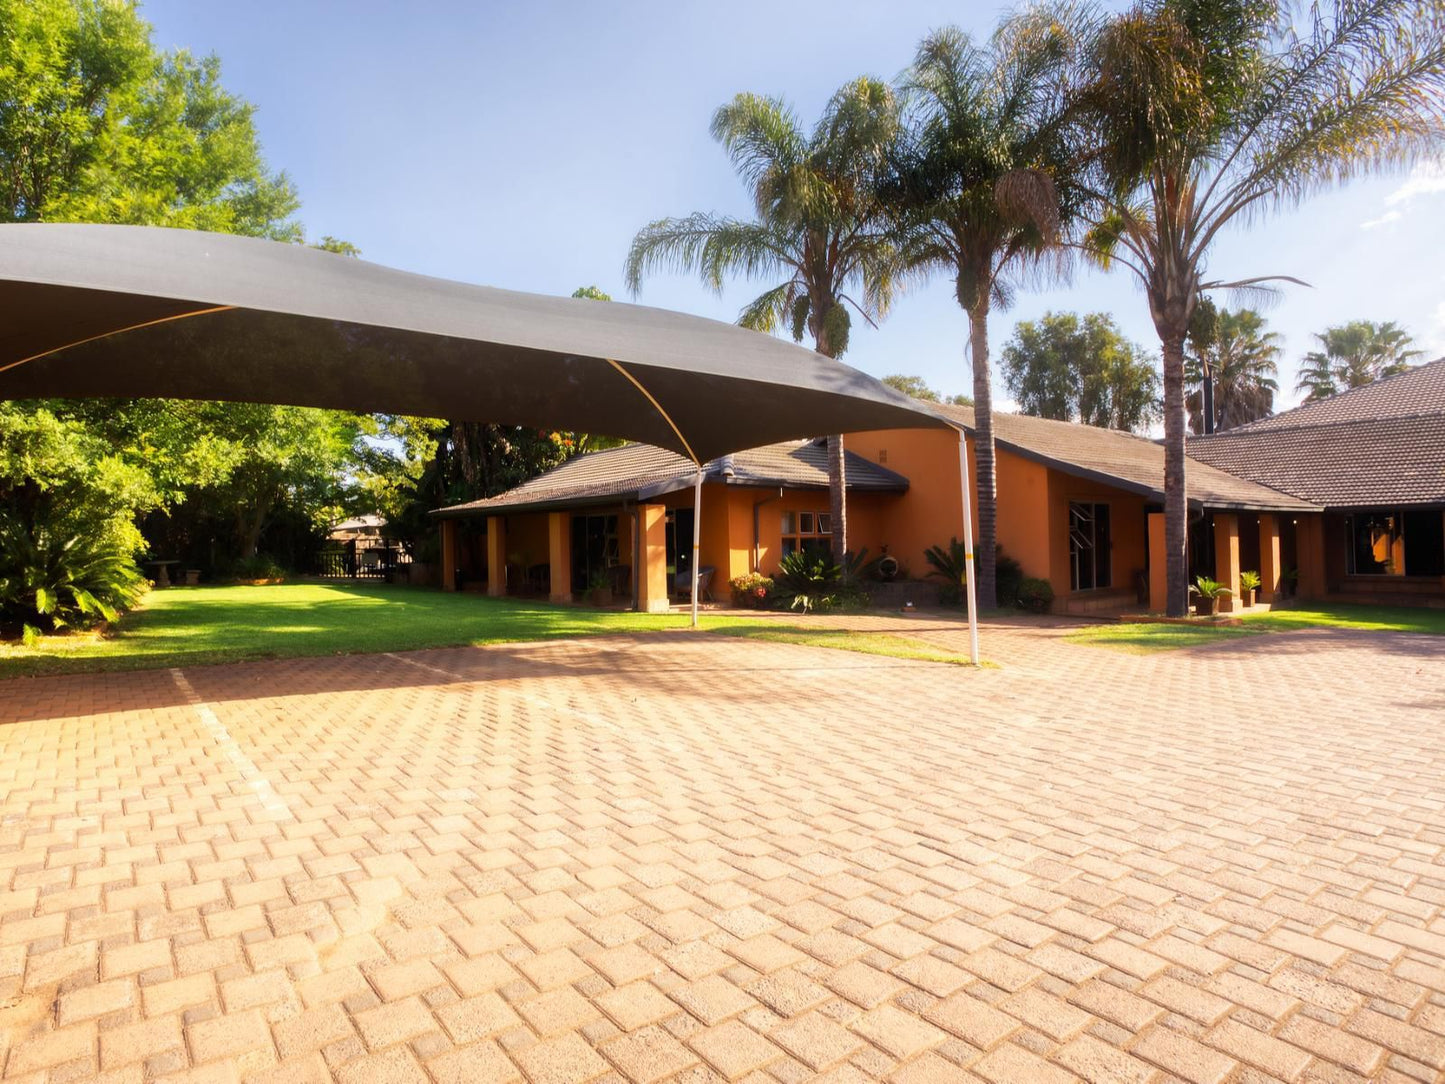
[{"left": 0, "top": 224, "right": 947, "bottom": 463}]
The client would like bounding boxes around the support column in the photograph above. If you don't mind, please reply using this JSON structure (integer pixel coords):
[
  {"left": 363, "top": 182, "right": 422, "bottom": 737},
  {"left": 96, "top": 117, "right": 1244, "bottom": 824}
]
[
  {"left": 547, "top": 512, "right": 572, "bottom": 604},
  {"left": 440, "top": 519, "right": 457, "bottom": 592},
  {"left": 1258, "top": 514, "right": 1281, "bottom": 602},
  {"left": 1147, "top": 513, "right": 1167, "bottom": 612},
  {"left": 1214, "top": 513, "right": 1240, "bottom": 612},
  {"left": 486, "top": 516, "right": 507, "bottom": 597},
  {"left": 1297, "top": 513, "right": 1327, "bottom": 600},
  {"left": 636, "top": 504, "right": 670, "bottom": 613}
]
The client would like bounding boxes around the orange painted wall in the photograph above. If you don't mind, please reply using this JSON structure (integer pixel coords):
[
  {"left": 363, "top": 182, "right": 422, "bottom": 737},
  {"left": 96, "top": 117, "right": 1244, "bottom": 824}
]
[
  {"left": 843, "top": 428, "right": 966, "bottom": 580},
  {"left": 1042, "top": 470, "right": 1149, "bottom": 599}
]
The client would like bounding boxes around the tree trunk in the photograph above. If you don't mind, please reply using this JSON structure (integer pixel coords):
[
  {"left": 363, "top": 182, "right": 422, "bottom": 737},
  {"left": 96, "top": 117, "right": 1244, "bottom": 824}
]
[
  {"left": 1161, "top": 333, "right": 1189, "bottom": 616},
  {"left": 968, "top": 306, "right": 998, "bottom": 610},
  {"left": 827, "top": 433, "right": 847, "bottom": 566}
]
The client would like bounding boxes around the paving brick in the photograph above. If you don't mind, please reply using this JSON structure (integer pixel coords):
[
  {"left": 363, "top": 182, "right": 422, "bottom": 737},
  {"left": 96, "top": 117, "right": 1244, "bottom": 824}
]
[
  {"left": 100, "top": 1014, "right": 184, "bottom": 1070},
  {"left": 768, "top": 1011, "right": 862, "bottom": 1071},
  {"left": 335, "top": 1046, "right": 429, "bottom": 1084},
  {"left": 511, "top": 1032, "right": 611, "bottom": 1084},
  {"left": 57, "top": 978, "right": 135, "bottom": 1024},
  {"left": 425, "top": 1040, "right": 521, "bottom": 1084},
  {"left": 850, "top": 1003, "right": 948, "bottom": 1060},
  {"left": 188, "top": 1008, "right": 274, "bottom": 1064},
  {"left": 1133, "top": 1025, "right": 1237, "bottom": 1084},
  {"left": 434, "top": 991, "right": 522, "bottom": 1043},
  {"left": 600, "top": 1023, "right": 699, "bottom": 1083},
  {"left": 689, "top": 1019, "right": 785, "bottom": 1079},
  {"left": 353, "top": 997, "right": 436, "bottom": 1049},
  {"left": 973, "top": 1040, "right": 1080, "bottom": 1084},
  {"left": 923, "top": 991, "right": 1020, "bottom": 1049}
]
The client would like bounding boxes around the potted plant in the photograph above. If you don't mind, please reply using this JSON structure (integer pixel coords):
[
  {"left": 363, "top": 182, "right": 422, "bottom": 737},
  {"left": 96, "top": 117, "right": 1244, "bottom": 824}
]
[
  {"left": 586, "top": 568, "right": 612, "bottom": 607},
  {"left": 1190, "top": 575, "right": 1232, "bottom": 617},
  {"left": 1281, "top": 566, "right": 1300, "bottom": 598},
  {"left": 1239, "top": 570, "right": 1260, "bottom": 608}
]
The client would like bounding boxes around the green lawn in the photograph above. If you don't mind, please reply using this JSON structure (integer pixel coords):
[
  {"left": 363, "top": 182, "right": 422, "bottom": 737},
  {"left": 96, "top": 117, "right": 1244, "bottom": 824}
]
[
  {"left": 1065, "top": 602, "right": 1445, "bottom": 654},
  {"left": 0, "top": 583, "right": 978, "bottom": 678}
]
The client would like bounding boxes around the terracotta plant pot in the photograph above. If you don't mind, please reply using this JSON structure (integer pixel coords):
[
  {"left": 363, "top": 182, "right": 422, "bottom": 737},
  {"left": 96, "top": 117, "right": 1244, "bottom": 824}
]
[
  {"left": 1194, "top": 597, "right": 1219, "bottom": 617},
  {"left": 1240, "top": 588, "right": 1255, "bottom": 608}
]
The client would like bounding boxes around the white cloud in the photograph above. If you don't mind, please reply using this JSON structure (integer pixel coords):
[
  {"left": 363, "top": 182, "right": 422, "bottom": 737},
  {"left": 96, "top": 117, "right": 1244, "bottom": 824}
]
[
  {"left": 1358, "top": 158, "right": 1443, "bottom": 228},
  {"left": 1384, "top": 158, "right": 1445, "bottom": 207}
]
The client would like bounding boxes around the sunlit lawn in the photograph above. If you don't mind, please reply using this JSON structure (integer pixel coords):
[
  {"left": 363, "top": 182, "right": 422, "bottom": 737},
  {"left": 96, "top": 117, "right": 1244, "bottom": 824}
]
[
  {"left": 1065, "top": 602, "right": 1445, "bottom": 654},
  {"left": 0, "top": 583, "right": 977, "bottom": 678}
]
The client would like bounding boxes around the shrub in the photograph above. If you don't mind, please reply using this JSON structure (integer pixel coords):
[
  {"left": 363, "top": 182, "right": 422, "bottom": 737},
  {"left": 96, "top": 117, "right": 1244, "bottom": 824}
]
[
  {"left": 774, "top": 551, "right": 841, "bottom": 613},
  {"left": 924, "top": 538, "right": 968, "bottom": 605},
  {"left": 1017, "top": 577, "right": 1054, "bottom": 613},
  {"left": 0, "top": 513, "right": 147, "bottom": 635},
  {"left": 1190, "top": 575, "right": 1231, "bottom": 600},
  {"left": 231, "top": 554, "right": 286, "bottom": 582},
  {"left": 996, "top": 548, "right": 1024, "bottom": 607},
  {"left": 729, "top": 572, "right": 774, "bottom": 609}
]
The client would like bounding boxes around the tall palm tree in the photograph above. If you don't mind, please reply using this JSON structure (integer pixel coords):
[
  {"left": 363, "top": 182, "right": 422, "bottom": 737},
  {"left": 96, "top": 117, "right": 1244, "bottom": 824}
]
[
  {"left": 625, "top": 80, "right": 903, "bottom": 564},
  {"left": 1295, "top": 319, "right": 1422, "bottom": 400},
  {"left": 1185, "top": 307, "right": 1280, "bottom": 432},
  {"left": 1080, "top": 0, "right": 1444, "bottom": 615},
  {"left": 891, "top": 10, "right": 1087, "bottom": 609}
]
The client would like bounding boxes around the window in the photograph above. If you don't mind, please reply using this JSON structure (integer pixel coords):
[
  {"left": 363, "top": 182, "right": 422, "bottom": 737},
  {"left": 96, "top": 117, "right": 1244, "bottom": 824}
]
[
  {"left": 781, "top": 510, "right": 831, "bottom": 558},
  {"left": 1069, "top": 502, "right": 1112, "bottom": 591},
  {"left": 1346, "top": 510, "right": 1445, "bottom": 576}
]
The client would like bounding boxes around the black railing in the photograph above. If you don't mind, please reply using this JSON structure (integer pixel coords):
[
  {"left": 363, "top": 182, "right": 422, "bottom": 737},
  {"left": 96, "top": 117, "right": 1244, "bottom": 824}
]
[{"left": 315, "top": 545, "right": 411, "bottom": 581}]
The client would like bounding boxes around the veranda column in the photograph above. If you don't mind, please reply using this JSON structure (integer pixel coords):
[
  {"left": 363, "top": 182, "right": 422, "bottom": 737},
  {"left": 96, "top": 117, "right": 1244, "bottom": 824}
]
[
  {"left": 636, "top": 504, "right": 670, "bottom": 613},
  {"left": 486, "top": 516, "right": 507, "bottom": 597},
  {"left": 547, "top": 512, "right": 572, "bottom": 604},
  {"left": 1147, "top": 512, "right": 1167, "bottom": 612},
  {"left": 1258, "top": 514, "right": 1281, "bottom": 603},
  {"left": 440, "top": 519, "right": 457, "bottom": 592},
  {"left": 1214, "top": 513, "right": 1240, "bottom": 613}
]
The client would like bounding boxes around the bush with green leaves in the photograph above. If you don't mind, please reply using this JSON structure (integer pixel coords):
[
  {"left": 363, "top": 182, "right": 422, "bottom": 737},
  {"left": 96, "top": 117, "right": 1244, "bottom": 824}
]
[
  {"left": 0, "top": 513, "right": 147, "bottom": 636},
  {"left": 774, "top": 551, "right": 840, "bottom": 613},
  {"left": 729, "top": 572, "right": 774, "bottom": 609},
  {"left": 1017, "top": 577, "right": 1054, "bottom": 613},
  {"left": 924, "top": 538, "right": 968, "bottom": 605},
  {"left": 1239, "top": 570, "right": 1261, "bottom": 591},
  {"left": 230, "top": 554, "right": 286, "bottom": 582},
  {"left": 995, "top": 549, "right": 1024, "bottom": 607}
]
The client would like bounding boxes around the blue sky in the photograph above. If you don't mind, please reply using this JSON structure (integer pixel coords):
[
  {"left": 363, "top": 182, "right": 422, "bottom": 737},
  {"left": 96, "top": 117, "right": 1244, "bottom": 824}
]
[{"left": 143, "top": 0, "right": 1444, "bottom": 412}]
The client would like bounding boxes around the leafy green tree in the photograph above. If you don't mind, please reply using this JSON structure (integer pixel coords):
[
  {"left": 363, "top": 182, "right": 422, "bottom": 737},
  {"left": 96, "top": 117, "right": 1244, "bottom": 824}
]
[
  {"left": 1295, "top": 320, "right": 1422, "bottom": 400},
  {"left": 890, "top": 10, "right": 1088, "bottom": 608},
  {"left": 626, "top": 79, "right": 904, "bottom": 564},
  {"left": 1001, "top": 312, "right": 1161, "bottom": 432},
  {"left": 1079, "top": 0, "right": 1445, "bottom": 615},
  {"left": 0, "top": 0, "right": 299, "bottom": 234},
  {"left": 1185, "top": 306, "right": 1279, "bottom": 432},
  {"left": 571, "top": 285, "right": 612, "bottom": 301},
  {"left": 881, "top": 374, "right": 941, "bottom": 401}
]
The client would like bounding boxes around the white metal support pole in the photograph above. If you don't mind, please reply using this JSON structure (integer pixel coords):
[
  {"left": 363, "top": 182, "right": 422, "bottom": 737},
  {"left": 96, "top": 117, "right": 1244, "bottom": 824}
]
[
  {"left": 690, "top": 467, "right": 703, "bottom": 628},
  {"left": 957, "top": 430, "right": 981, "bottom": 665}
]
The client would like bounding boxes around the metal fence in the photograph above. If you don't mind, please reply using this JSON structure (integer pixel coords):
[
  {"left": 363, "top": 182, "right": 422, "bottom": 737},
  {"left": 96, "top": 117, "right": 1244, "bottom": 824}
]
[{"left": 314, "top": 545, "right": 411, "bottom": 581}]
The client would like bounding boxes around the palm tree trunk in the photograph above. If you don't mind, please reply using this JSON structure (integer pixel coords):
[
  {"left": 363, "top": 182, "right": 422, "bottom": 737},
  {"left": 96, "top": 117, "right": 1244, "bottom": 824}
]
[
  {"left": 968, "top": 307, "right": 998, "bottom": 610},
  {"left": 826, "top": 434, "right": 847, "bottom": 565},
  {"left": 1162, "top": 332, "right": 1189, "bottom": 616}
]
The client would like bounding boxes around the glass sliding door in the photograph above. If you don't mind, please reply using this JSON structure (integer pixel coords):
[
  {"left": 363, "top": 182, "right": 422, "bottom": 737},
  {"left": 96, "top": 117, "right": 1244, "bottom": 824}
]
[{"left": 1069, "top": 502, "right": 1112, "bottom": 591}]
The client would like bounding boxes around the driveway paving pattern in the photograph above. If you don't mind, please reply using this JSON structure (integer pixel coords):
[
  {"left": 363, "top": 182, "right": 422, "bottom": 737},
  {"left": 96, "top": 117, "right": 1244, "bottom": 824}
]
[{"left": 0, "top": 619, "right": 1442, "bottom": 1082}]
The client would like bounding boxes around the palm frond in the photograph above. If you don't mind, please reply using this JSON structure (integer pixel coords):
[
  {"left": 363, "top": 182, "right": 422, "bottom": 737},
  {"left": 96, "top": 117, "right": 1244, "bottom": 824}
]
[{"left": 624, "top": 213, "right": 793, "bottom": 296}]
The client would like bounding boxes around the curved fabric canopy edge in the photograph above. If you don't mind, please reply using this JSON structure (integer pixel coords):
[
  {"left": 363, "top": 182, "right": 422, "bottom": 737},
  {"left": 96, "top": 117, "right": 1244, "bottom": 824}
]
[{"left": 0, "top": 224, "right": 947, "bottom": 463}]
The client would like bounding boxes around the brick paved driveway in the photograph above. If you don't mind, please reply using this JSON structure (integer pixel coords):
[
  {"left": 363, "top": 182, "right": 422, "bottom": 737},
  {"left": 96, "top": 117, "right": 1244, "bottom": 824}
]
[{"left": 1, "top": 621, "right": 1443, "bottom": 1083}]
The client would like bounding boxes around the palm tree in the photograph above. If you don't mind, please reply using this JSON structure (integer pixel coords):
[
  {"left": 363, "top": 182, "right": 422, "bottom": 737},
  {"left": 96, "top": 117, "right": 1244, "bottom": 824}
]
[
  {"left": 1080, "top": 0, "right": 1444, "bottom": 616},
  {"left": 891, "top": 10, "right": 1087, "bottom": 608},
  {"left": 1185, "top": 307, "right": 1280, "bottom": 433},
  {"left": 625, "top": 80, "right": 903, "bottom": 565},
  {"left": 1296, "top": 320, "right": 1422, "bottom": 400}
]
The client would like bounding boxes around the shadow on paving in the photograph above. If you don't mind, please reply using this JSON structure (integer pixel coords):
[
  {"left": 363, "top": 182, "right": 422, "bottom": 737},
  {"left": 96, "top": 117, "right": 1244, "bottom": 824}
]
[{"left": 0, "top": 632, "right": 957, "bottom": 725}]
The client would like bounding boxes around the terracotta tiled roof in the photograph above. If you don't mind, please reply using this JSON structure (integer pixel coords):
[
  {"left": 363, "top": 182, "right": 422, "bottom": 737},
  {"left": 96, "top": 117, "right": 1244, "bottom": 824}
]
[
  {"left": 1187, "top": 359, "right": 1445, "bottom": 508},
  {"left": 433, "top": 440, "right": 909, "bottom": 518},
  {"left": 928, "top": 402, "right": 1318, "bottom": 512}
]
